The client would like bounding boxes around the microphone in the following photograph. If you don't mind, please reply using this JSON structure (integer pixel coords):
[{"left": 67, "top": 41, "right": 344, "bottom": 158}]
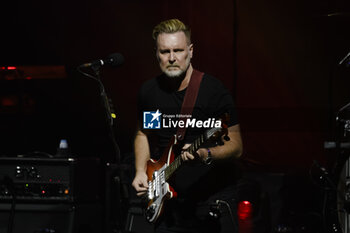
[{"left": 80, "top": 53, "right": 124, "bottom": 68}]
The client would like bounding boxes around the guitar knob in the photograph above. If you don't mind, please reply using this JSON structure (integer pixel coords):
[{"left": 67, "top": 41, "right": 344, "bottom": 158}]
[{"left": 146, "top": 204, "right": 156, "bottom": 220}]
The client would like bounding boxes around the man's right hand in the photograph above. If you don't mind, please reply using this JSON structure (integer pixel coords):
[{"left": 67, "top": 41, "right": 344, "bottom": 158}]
[{"left": 132, "top": 171, "right": 149, "bottom": 197}]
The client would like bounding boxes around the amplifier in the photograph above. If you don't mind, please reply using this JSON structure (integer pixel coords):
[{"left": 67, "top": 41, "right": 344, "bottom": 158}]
[{"left": 0, "top": 157, "right": 101, "bottom": 202}]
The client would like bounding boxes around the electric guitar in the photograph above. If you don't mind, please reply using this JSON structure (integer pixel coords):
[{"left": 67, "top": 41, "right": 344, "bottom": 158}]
[{"left": 144, "top": 115, "right": 229, "bottom": 223}]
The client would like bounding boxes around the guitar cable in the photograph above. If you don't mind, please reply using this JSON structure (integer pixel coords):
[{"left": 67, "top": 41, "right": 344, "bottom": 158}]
[
  {"left": 2, "top": 176, "right": 16, "bottom": 233},
  {"left": 209, "top": 199, "right": 238, "bottom": 232}
]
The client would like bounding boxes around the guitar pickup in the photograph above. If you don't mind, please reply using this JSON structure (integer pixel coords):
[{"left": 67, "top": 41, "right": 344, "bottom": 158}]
[{"left": 151, "top": 171, "right": 160, "bottom": 199}]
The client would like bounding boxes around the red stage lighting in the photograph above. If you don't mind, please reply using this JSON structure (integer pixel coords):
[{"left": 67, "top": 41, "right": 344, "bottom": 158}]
[
  {"left": 0, "top": 96, "right": 17, "bottom": 107},
  {"left": 238, "top": 200, "right": 253, "bottom": 220}
]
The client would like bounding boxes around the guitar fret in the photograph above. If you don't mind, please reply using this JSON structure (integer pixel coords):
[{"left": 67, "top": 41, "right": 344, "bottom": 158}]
[
  {"left": 165, "top": 156, "right": 182, "bottom": 181},
  {"left": 164, "top": 122, "right": 224, "bottom": 182},
  {"left": 195, "top": 138, "right": 199, "bottom": 150}
]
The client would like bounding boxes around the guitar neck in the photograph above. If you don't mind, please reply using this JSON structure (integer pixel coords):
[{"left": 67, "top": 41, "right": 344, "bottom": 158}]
[{"left": 164, "top": 134, "right": 206, "bottom": 181}]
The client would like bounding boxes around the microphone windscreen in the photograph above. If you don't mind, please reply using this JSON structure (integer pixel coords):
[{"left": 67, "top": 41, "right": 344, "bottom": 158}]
[{"left": 107, "top": 53, "right": 124, "bottom": 67}]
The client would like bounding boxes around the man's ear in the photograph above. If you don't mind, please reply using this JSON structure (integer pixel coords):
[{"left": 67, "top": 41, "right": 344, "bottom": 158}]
[
  {"left": 155, "top": 48, "right": 160, "bottom": 61},
  {"left": 189, "top": 44, "right": 193, "bottom": 58}
]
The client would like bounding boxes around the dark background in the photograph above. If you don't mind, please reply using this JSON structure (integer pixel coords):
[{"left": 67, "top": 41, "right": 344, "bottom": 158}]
[
  {"left": 1, "top": 0, "right": 350, "bottom": 172},
  {"left": 1, "top": 0, "right": 350, "bottom": 231}
]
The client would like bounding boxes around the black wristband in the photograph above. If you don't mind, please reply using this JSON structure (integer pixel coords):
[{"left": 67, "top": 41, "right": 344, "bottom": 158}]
[{"left": 204, "top": 148, "right": 213, "bottom": 165}]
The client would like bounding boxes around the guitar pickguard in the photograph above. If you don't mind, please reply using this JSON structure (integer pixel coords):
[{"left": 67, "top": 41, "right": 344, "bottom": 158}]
[{"left": 146, "top": 163, "right": 173, "bottom": 222}]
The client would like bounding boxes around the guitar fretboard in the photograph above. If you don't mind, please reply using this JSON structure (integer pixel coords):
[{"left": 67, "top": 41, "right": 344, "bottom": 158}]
[{"left": 163, "top": 134, "right": 208, "bottom": 181}]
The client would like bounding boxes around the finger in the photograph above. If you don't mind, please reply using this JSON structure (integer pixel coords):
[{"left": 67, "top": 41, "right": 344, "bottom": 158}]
[
  {"left": 181, "top": 153, "right": 187, "bottom": 161},
  {"left": 182, "top": 151, "right": 188, "bottom": 160},
  {"left": 141, "top": 180, "right": 149, "bottom": 188},
  {"left": 132, "top": 180, "right": 148, "bottom": 191},
  {"left": 136, "top": 185, "right": 148, "bottom": 196},
  {"left": 184, "top": 152, "right": 195, "bottom": 160},
  {"left": 138, "top": 186, "right": 148, "bottom": 192},
  {"left": 135, "top": 186, "right": 148, "bottom": 194},
  {"left": 136, "top": 191, "right": 147, "bottom": 196}
]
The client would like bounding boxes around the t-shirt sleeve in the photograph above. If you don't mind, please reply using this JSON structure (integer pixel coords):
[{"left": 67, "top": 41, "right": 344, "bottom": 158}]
[
  {"left": 218, "top": 89, "right": 239, "bottom": 127},
  {"left": 207, "top": 78, "right": 239, "bottom": 127}
]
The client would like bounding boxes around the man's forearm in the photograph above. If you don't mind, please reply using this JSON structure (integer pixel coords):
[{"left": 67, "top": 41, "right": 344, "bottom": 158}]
[
  {"left": 134, "top": 130, "right": 151, "bottom": 173},
  {"left": 198, "top": 124, "right": 243, "bottom": 161}
]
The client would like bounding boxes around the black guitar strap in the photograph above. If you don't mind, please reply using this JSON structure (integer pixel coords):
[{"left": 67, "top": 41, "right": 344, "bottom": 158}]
[{"left": 176, "top": 69, "right": 204, "bottom": 141}]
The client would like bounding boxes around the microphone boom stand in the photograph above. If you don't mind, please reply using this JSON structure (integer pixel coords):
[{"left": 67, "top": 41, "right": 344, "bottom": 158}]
[
  {"left": 77, "top": 63, "right": 125, "bottom": 233},
  {"left": 78, "top": 64, "right": 121, "bottom": 164}
]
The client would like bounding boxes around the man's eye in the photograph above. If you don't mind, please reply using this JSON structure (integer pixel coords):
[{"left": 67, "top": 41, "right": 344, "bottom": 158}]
[
  {"left": 160, "top": 50, "right": 170, "bottom": 54},
  {"left": 174, "top": 49, "right": 184, "bottom": 53}
]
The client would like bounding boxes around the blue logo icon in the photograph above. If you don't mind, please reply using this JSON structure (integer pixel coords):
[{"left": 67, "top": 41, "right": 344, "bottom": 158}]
[{"left": 143, "top": 110, "right": 162, "bottom": 129}]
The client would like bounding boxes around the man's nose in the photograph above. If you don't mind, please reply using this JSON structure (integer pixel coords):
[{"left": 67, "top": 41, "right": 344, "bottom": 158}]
[{"left": 169, "top": 52, "right": 176, "bottom": 63}]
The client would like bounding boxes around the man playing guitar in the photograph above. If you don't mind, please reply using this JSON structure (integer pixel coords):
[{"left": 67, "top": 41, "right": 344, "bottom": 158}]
[{"left": 132, "top": 19, "right": 243, "bottom": 233}]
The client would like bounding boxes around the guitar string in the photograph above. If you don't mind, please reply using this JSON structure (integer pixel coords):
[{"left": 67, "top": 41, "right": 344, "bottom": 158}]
[{"left": 152, "top": 126, "right": 222, "bottom": 188}]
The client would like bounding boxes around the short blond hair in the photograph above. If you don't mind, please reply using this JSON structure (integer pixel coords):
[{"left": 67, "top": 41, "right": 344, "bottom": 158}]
[{"left": 152, "top": 19, "right": 191, "bottom": 45}]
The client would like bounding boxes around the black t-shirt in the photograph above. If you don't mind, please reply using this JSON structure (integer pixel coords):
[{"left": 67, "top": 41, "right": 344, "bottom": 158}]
[{"left": 137, "top": 72, "right": 240, "bottom": 201}]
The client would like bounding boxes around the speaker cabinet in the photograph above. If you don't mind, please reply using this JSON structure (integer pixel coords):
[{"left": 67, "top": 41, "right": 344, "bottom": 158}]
[{"left": 0, "top": 203, "right": 102, "bottom": 233}]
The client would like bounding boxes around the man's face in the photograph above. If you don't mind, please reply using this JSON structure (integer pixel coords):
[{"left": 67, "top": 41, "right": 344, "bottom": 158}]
[{"left": 156, "top": 31, "right": 193, "bottom": 78}]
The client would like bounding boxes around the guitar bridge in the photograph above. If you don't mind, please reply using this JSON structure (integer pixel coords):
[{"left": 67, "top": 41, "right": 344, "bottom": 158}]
[{"left": 148, "top": 169, "right": 166, "bottom": 201}]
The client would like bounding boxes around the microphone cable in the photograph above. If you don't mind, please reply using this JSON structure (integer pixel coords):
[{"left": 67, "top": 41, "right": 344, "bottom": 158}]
[{"left": 2, "top": 176, "right": 17, "bottom": 233}]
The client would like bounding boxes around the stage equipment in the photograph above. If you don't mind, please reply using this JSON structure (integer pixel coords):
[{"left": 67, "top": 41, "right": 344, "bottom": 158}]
[
  {"left": 0, "top": 156, "right": 101, "bottom": 202},
  {"left": 79, "top": 53, "right": 124, "bottom": 68},
  {"left": 0, "top": 156, "right": 103, "bottom": 233},
  {"left": 124, "top": 199, "right": 153, "bottom": 233},
  {"left": 104, "top": 162, "right": 133, "bottom": 233},
  {"left": 324, "top": 102, "right": 350, "bottom": 233},
  {"left": 77, "top": 53, "right": 123, "bottom": 164},
  {"left": 339, "top": 51, "right": 350, "bottom": 67},
  {"left": 0, "top": 202, "right": 102, "bottom": 233},
  {"left": 0, "top": 65, "right": 66, "bottom": 80}
]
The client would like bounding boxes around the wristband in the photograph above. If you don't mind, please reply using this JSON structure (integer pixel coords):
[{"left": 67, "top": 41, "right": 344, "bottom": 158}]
[{"left": 204, "top": 148, "right": 213, "bottom": 165}]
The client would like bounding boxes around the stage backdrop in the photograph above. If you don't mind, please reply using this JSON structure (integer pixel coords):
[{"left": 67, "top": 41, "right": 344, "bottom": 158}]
[{"left": 0, "top": 0, "right": 349, "bottom": 172}]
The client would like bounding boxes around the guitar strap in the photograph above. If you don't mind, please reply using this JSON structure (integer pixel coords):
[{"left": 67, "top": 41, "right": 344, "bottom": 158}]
[{"left": 176, "top": 69, "right": 204, "bottom": 141}]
